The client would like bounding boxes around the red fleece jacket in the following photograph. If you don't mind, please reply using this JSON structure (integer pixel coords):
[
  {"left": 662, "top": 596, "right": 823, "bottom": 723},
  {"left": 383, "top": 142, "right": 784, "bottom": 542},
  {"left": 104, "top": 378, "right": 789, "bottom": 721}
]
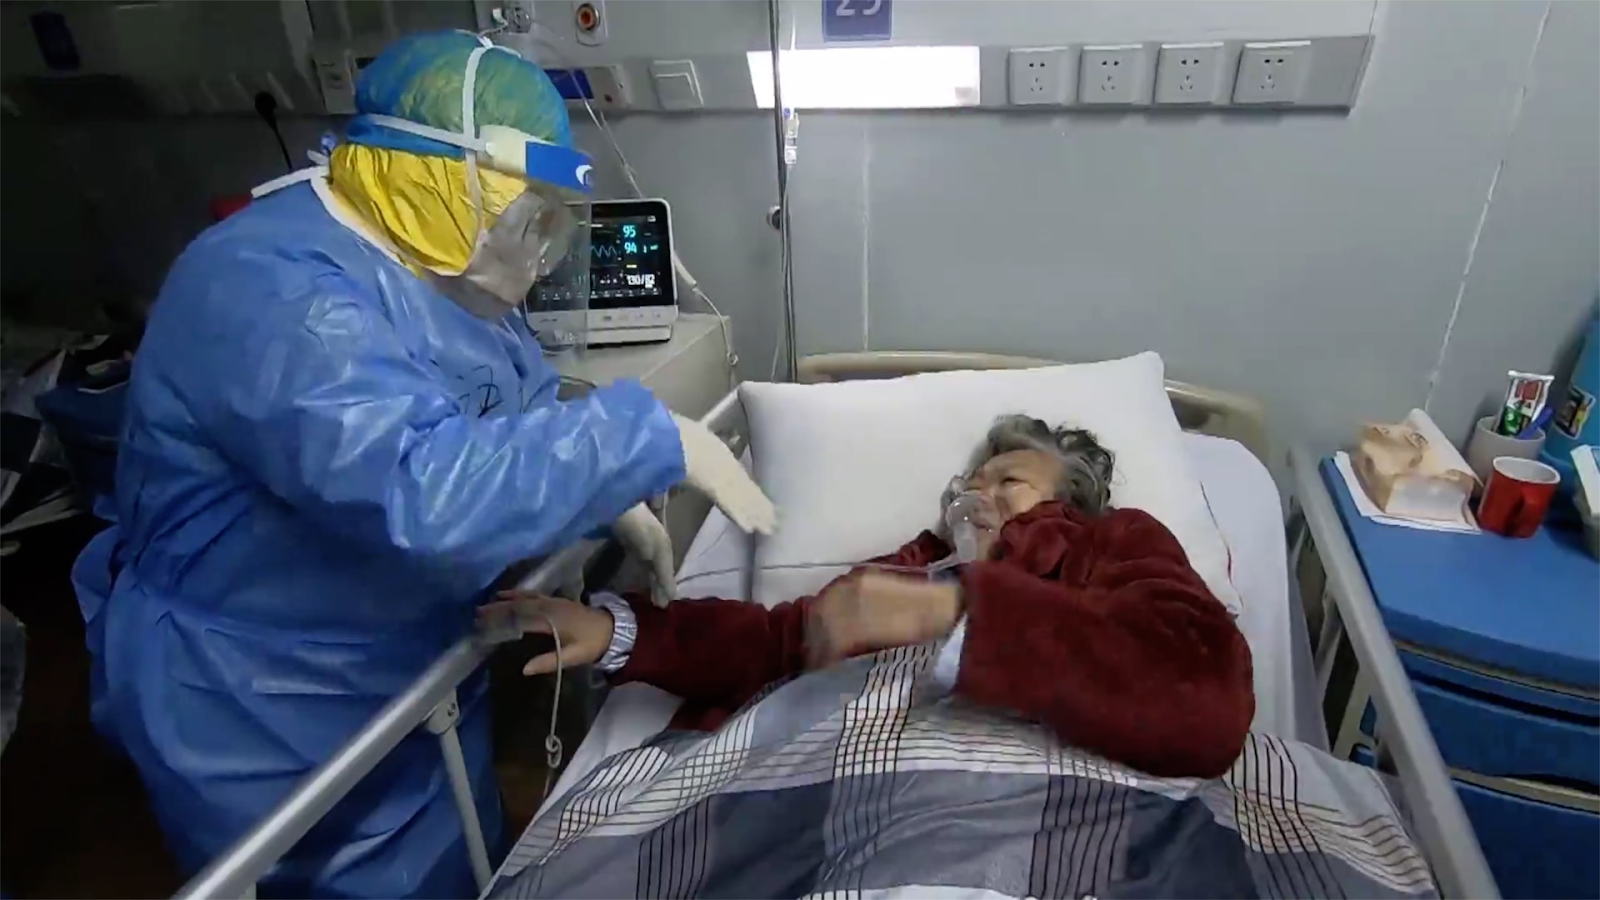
[{"left": 611, "top": 502, "right": 1254, "bottom": 778}]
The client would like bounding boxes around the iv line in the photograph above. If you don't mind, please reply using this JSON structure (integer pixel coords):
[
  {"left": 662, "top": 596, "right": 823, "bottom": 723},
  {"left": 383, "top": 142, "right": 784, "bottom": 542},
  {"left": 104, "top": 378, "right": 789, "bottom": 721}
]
[
  {"left": 480, "top": 604, "right": 567, "bottom": 801},
  {"left": 496, "top": 560, "right": 948, "bottom": 803},
  {"left": 539, "top": 611, "right": 563, "bottom": 801}
]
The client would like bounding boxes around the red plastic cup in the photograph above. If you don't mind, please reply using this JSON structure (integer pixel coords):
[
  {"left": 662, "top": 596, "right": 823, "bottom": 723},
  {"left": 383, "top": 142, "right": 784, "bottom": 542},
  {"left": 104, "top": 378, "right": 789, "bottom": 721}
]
[{"left": 1477, "top": 457, "right": 1560, "bottom": 538}]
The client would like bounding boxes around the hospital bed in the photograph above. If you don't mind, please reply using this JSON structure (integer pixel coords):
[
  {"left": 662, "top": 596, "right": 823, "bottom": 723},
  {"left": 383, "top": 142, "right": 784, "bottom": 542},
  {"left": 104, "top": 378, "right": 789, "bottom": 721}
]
[{"left": 174, "top": 352, "right": 1498, "bottom": 899}]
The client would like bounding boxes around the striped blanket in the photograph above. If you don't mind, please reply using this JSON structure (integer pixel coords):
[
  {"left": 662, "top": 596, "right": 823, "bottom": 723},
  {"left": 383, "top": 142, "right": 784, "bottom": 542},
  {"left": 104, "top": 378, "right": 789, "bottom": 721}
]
[{"left": 487, "top": 644, "right": 1434, "bottom": 899}]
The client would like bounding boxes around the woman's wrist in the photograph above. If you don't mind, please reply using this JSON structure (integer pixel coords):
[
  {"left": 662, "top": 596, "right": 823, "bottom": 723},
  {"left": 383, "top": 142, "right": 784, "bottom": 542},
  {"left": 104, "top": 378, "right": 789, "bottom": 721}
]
[
  {"left": 893, "top": 582, "right": 962, "bottom": 642},
  {"left": 851, "top": 573, "right": 964, "bottom": 650},
  {"left": 923, "top": 583, "right": 963, "bottom": 637},
  {"left": 588, "top": 593, "right": 634, "bottom": 672}
]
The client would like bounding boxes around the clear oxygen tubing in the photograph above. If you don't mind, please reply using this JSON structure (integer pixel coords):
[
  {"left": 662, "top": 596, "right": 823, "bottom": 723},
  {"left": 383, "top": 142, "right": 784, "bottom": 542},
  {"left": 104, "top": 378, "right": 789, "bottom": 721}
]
[
  {"left": 673, "top": 559, "right": 945, "bottom": 590},
  {"left": 494, "top": 557, "right": 963, "bottom": 805},
  {"left": 674, "top": 493, "right": 993, "bottom": 590},
  {"left": 538, "top": 615, "right": 563, "bottom": 799},
  {"left": 479, "top": 563, "right": 903, "bottom": 808},
  {"left": 476, "top": 606, "right": 566, "bottom": 800}
]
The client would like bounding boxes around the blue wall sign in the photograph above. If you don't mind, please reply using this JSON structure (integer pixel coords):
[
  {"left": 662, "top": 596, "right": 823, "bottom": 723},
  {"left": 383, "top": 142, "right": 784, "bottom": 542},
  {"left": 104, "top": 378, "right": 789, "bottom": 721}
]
[{"left": 822, "top": 0, "right": 892, "bottom": 43}]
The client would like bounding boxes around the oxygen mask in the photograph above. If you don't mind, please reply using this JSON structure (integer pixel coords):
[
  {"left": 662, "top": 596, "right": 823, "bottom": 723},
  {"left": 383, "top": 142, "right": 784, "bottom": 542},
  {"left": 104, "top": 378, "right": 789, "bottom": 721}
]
[{"left": 944, "top": 489, "right": 1000, "bottom": 564}]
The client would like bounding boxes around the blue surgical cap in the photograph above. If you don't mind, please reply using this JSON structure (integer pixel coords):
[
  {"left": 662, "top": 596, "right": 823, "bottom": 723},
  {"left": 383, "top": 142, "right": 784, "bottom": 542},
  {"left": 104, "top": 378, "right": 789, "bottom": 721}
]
[{"left": 344, "top": 31, "right": 573, "bottom": 160}]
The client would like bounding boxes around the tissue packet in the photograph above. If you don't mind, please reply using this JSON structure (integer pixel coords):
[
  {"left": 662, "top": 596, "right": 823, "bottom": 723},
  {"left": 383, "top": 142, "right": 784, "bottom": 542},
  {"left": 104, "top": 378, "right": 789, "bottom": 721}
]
[{"left": 1354, "top": 410, "right": 1477, "bottom": 521}]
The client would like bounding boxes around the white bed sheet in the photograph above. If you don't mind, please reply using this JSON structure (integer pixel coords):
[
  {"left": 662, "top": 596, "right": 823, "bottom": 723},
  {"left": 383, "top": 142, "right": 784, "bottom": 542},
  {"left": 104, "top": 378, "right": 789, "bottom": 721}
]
[{"left": 543, "top": 433, "right": 1324, "bottom": 807}]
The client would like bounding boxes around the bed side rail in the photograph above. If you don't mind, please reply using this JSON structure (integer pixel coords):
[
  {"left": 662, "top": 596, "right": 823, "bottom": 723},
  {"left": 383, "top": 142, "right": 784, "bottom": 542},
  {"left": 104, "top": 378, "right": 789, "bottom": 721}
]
[
  {"left": 700, "top": 388, "right": 746, "bottom": 456},
  {"left": 174, "top": 393, "right": 754, "bottom": 900},
  {"left": 1287, "top": 445, "right": 1498, "bottom": 899},
  {"left": 174, "top": 538, "right": 603, "bottom": 899}
]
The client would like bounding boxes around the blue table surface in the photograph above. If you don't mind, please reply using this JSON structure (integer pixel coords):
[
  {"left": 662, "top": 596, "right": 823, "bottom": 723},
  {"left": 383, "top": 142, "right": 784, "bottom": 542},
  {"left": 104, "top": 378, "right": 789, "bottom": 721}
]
[{"left": 1321, "top": 459, "right": 1600, "bottom": 692}]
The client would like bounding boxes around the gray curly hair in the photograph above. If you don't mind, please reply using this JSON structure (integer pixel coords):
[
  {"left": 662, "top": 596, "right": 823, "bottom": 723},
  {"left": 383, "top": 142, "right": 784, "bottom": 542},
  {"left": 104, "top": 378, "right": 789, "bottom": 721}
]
[{"left": 952, "top": 414, "right": 1116, "bottom": 516}]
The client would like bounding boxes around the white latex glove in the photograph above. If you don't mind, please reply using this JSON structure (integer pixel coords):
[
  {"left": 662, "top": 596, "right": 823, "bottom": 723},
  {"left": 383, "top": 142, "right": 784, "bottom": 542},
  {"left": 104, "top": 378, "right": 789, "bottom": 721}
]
[
  {"left": 672, "top": 413, "right": 778, "bottom": 535},
  {"left": 614, "top": 503, "right": 676, "bottom": 606}
]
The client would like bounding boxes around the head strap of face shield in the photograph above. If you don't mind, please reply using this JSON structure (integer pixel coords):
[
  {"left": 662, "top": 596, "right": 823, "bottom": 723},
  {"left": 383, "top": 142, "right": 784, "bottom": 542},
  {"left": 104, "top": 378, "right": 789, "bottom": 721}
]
[
  {"left": 461, "top": 42, "right": 492, "bottom": 240},
  {"left": 347, "top": 41, "right": 594, "bottom": 279},
  {"left": 364, "top": 114, "right": 596, "bottom": 199},
  {"left": 355, "top": 38, "right": 595, "bottom": 199}
]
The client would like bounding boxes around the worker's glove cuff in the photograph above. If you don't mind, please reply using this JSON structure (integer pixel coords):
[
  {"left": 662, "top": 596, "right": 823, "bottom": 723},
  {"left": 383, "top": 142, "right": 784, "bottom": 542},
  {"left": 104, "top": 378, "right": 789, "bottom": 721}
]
[{"left": 589, "top": 592, "right": 637, "bottom": 674}]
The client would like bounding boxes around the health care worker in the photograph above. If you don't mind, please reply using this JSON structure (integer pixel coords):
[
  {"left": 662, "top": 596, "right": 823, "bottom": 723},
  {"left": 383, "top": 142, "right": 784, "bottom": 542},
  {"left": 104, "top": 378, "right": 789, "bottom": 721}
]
[{"left": 70, "top": 31, "right": 774, "bottom": 898}]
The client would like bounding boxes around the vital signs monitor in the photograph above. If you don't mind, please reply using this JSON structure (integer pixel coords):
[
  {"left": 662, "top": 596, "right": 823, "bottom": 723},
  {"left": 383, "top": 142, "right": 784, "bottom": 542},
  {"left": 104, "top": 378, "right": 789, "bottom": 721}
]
[{"left": 526, "top": 198, "right": 678, "bottom": 347}]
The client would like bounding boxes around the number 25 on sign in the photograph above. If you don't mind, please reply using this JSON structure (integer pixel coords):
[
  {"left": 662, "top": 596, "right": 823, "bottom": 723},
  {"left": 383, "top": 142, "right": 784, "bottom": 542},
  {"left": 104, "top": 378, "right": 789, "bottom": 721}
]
[{"left": 822, "top": 0, "right": 892, "bottom": 43}]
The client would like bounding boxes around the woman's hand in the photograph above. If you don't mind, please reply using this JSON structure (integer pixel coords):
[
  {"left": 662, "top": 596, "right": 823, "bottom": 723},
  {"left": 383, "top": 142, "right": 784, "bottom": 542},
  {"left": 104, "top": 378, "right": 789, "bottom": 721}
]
[
  {"left": 805, "top": 571, "right": 962, "bottom": 670},
  {"left": 477, "top": 593, "right": 615, "bottom": 675}
]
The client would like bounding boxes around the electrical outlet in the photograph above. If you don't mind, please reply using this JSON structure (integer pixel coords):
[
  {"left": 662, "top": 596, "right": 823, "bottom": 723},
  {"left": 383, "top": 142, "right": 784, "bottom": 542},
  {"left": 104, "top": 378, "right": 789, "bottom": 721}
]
[
  {"left": 650, "top": 60, "right": 703, "bottom": 111},
  {"left": 582, "top": 64, "right": 633, "bottom": 108},
  {"left": 1079, "top": 45, "right": 1149, "bottom": 105},
  {"left": 1233, "top": 41, "right": 1312, "bottom": 104},
  {"left": 1007, "top": 47, "right": 1070, "bottom": 106},
  {"left": 1154, "top": 42, "right": 1226, "bottom": 105}
]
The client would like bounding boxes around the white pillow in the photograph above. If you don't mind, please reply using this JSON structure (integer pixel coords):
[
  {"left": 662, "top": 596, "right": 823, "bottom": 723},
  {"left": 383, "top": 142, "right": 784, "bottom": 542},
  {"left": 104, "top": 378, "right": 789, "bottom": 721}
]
[{"left": 739, "top": 352, "right": 1239, "bottom": 613}]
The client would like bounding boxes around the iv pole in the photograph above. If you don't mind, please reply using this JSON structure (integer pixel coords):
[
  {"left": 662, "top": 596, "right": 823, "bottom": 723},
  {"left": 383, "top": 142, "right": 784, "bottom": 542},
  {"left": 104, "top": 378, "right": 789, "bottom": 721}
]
[{"left": 766, "top": 0, "right": 799, "bottom": 383}]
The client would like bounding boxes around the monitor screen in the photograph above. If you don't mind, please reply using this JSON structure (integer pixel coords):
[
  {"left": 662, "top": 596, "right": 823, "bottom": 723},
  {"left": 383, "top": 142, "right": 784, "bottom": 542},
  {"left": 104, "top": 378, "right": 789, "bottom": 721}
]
[
  {"left": 590, "top": 213, "right": 671, "bottom": 307},
  {"left": 528, "top": 199, "right": 676, "bottom": 313}
]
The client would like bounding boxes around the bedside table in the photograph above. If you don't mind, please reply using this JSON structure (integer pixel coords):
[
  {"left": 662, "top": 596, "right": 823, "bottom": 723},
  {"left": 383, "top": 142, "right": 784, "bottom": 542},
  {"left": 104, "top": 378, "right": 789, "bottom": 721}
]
[{"left": 1313, "top": 458, "right": 1599, "bottom": 899}]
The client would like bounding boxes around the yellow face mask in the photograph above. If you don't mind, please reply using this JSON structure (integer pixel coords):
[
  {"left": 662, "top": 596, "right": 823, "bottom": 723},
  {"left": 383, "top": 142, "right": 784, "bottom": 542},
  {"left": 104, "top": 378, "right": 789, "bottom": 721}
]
[{"left": 327, "top": 143, "right": 531, "bottom": 275}]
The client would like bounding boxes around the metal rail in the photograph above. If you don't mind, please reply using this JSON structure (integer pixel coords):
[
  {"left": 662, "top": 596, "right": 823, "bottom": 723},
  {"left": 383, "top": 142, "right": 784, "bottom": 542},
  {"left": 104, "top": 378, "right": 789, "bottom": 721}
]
[
  {"left": 175, "top": 389, "right": 755, "bottom": 899},
  {"left": 1288, "top": 445, "right": 1498, "bottom": 899},
  {"left": 173, "top": 539, "right": 602, "bottom": 899},
  {"left": 700, "top": 387, "right": 744, "bottom": 445}
]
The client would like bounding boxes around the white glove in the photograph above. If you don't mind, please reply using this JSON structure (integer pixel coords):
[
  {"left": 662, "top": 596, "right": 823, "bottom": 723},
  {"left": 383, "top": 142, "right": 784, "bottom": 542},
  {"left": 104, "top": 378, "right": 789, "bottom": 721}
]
[
  {"left": 614, "top": 503, "right": 676, "bottom": 607},
  {"left": 672, "top": 413, "right": 778, "bottom": 535}
]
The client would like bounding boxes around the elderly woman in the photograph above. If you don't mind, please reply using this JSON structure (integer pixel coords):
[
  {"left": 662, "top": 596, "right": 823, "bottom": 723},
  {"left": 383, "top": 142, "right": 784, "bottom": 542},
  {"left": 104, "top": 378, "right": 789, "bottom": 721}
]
[{"left": 491, "top": 415, "right": 1253, "bottom": 778}]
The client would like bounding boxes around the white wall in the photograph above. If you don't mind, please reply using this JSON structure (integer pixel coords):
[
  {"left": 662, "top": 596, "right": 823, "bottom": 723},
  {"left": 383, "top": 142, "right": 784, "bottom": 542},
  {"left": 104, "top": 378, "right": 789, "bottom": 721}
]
[
  {"left": 1424, "top": 0, "right": 1600, "bottom": 443},
  {"left": 4, "top": 0, "right": 1595, "bottom": 459},
  {"left": 579, "top": 0, "right": 1598, "bottom": 454},
  {"left": 512, "top": 0, "right": 1377, "bottom": 58}
]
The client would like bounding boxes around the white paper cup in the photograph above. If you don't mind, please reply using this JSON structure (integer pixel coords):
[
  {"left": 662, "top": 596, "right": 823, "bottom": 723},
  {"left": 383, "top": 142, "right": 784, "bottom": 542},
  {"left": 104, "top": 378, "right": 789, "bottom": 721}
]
[{"left": 1466, "top": 415, "right": 1545, "bottom": 489}]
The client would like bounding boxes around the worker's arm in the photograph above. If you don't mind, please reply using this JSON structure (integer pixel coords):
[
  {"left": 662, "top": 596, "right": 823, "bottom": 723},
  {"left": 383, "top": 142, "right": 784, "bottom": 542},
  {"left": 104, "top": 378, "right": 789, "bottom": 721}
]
[
  {"left": 948, "top": 506, "right": 1254, "bottom": 778},
  {"left": 197, "top": 277, "right": 685, "bottom": 594},
  {"left": 609, "top": 531, "right": 952, "bottom": 708}
]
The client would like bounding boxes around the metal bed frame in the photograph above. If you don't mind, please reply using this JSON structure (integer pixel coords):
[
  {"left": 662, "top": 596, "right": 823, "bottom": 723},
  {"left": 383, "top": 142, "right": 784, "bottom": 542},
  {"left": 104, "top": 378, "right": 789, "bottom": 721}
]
[
  {"left": 1287, "top": 446, "right": 1498, "bottom": 898},
  {"left": 174, "top": 352, "right": 1495, "bottom": 899}
]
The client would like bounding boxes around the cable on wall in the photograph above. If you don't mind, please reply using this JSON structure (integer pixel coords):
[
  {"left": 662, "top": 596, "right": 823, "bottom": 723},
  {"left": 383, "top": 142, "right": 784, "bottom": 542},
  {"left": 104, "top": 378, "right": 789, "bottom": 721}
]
[
  {"left": 766, "top": 0, "right": 799, "bottom": 383},
  {"left": 253, "top": 91, "right": 293, "bottom": 172},
  {"left": 1422, "top": 0, "right": 1554, "bottom": 413},
  {"left": 489, "top": 13, "right": 740, "bottom": 387},
  {"left": 860, "top": 120, "right": 871, "bottom": 352}
]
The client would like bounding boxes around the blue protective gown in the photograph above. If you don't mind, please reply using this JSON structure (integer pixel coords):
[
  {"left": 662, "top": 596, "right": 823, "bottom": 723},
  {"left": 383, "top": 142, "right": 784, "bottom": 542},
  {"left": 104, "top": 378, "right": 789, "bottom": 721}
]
[{"left": 71, "top": 182, "right": 685, "bottom": 898}]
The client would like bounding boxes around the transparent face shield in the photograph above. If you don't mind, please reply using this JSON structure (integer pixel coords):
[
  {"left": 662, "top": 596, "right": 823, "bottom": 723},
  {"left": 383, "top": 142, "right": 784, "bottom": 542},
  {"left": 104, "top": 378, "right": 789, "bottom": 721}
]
[
  {"left": 356, "top": 38, "right": 595, "bottom": 349},
  {"left": 427, "top": 186, "right": 590, "bottom": 336},
  {"left": 521, "top": 195, "right": 591, "bottom": 355}
]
